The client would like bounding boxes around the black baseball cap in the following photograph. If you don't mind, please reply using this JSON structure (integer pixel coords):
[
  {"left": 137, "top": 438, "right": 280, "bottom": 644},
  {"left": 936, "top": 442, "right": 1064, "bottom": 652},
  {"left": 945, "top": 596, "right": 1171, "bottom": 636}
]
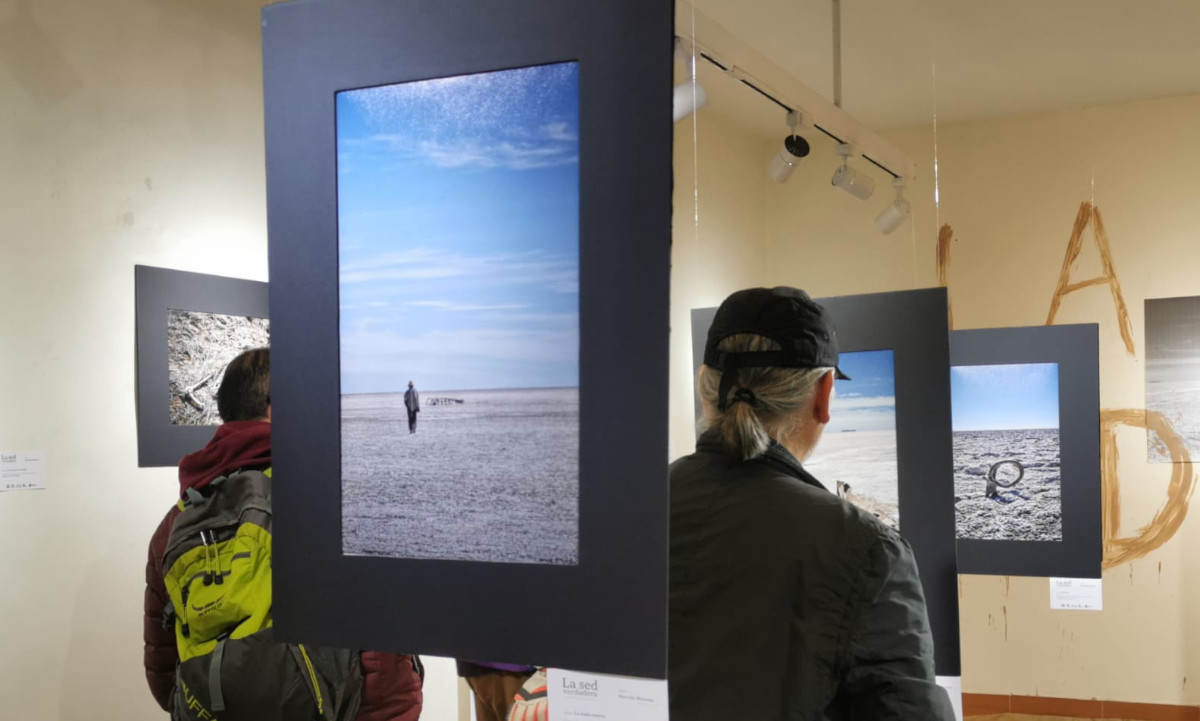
[{"left": 704, "top": 287, "right": 849, "bottom": 409}]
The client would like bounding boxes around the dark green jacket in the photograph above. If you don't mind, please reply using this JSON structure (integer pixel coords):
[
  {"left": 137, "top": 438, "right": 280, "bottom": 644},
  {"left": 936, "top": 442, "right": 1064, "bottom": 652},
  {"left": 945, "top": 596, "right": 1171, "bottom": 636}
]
[{"left": 668, "top": 432, "right": 954, "bottom": 721}]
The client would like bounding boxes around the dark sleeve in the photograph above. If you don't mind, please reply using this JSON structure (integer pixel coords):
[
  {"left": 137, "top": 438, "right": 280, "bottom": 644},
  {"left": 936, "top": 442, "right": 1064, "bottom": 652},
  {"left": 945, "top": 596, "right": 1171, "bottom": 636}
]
[
  {"left": 355, "top": 651, "right": 424, "bottom": 721},
  {"left": 835, "top": 530, "right": 955, "bottom": 721},
  {"left": 144, "top": 509, "right": 179, "bottom": 712}
]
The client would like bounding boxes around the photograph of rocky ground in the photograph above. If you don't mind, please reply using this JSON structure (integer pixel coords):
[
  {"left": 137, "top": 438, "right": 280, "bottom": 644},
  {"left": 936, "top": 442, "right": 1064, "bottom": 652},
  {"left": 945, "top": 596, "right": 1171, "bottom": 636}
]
[
  {"left": 953, "top": 429, "right": 1062, "bottom": 541},
  {"left": 951, "top": 363, "right": 1062, "bottom": 542},
  {"left": 167, "top": 309, "right": 269, "bottom": 425},
  {"left": 1145, "top": 296, "right": 1200, "bottom": 463}
]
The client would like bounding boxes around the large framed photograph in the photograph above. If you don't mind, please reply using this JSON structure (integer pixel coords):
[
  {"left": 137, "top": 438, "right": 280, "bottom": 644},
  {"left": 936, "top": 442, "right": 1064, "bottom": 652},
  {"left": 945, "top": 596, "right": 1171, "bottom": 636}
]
[
  {"left": 691, "top": 288, "right": 961, "bottom": 677},
  {"left": 950, "top": 324, "right": 1101, "bottom": 578},
  {"left": 1145, "top": 296, "right": 1200, "bottom": 463},
  {"left": 263, "top": 0, "right": 672, "bottom": 676},
  {"left": 134, "top": 265, "right": 269, "bottom": 467},
  {"left": 338, "top": 62, "right": 581, "bottom": 566}
]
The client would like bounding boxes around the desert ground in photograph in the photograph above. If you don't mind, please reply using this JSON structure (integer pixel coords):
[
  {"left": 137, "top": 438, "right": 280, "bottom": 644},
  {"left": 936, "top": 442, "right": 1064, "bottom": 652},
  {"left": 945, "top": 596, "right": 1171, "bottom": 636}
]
[
  {"left": 805, "top": 429, "right": 899, "bottom": 529},
  {"left": 954, "top": 428, "right": 1062, "bottom": 541},
  {"left": 342, "top": 387, "right": 579, "bottom": 565},
  {"left": 167, "top": 309, "right": 269, "bottom": 426},
  {"left": 1146, "top": 358, "right": 1200, "bottom": 463}
]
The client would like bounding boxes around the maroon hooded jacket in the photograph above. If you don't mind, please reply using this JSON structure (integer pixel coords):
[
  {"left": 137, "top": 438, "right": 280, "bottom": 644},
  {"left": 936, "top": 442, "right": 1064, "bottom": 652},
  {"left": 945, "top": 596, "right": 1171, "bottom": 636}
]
[{"left": 143, "top": 421, "right": 423, "bottom": 720}]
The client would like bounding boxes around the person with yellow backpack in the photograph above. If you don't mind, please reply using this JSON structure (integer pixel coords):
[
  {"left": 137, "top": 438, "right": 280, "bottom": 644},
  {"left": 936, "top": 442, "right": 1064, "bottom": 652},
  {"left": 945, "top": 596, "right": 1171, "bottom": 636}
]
[{"left": 143, "top": 348, "right": 423, "bottom": 720}]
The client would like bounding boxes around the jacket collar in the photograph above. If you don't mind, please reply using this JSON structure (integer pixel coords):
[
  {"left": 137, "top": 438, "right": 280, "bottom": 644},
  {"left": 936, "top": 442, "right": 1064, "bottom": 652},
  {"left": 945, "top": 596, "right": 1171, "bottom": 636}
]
[{"left": 695, "top": 430, "right": 828, "bottom": 492}]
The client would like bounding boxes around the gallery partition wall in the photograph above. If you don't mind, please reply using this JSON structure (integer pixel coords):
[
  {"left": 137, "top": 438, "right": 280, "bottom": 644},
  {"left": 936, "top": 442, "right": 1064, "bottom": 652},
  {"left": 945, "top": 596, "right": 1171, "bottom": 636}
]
[{"left": 263, "top": 0, "right": 674, "bottom": 677}]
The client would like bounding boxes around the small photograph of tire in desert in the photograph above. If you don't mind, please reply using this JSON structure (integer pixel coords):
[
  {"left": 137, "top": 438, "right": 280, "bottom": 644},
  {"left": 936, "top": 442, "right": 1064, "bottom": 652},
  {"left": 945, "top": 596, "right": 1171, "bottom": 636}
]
[
  {"left": 804, "top": 349, "right": 900, "bottom": 530},
  {"left": 167, "top": 309, "right": 270, "bottom": 425},
  {"left": 951, "top": 363, "right": 1062, "bottom": 542}
]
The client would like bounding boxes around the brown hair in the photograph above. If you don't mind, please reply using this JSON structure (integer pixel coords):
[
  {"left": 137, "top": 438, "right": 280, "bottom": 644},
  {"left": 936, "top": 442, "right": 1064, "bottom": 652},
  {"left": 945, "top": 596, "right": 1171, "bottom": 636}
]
[{"left": 216, "top": 347, "right": 270, "bottom": 422}]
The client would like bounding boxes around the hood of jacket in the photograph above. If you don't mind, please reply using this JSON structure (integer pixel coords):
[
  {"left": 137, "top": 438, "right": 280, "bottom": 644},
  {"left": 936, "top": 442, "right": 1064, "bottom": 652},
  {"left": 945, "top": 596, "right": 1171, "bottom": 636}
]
[{"left": 177, "top": 420, "right": 272, "bottom": 493}]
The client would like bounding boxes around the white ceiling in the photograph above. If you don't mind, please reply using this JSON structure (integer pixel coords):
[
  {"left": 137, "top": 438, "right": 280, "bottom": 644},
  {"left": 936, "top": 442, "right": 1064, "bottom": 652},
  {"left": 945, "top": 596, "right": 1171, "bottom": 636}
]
[{"left": 684, "top": 0, "right": 1200, "bottom": 136}]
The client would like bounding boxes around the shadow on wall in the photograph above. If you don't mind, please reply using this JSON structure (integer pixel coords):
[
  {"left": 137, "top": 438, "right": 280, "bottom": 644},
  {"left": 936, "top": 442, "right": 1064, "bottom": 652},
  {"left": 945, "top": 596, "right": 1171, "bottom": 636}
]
[{"left": 0, "top": 1, "right": 83, "bottom": 109}]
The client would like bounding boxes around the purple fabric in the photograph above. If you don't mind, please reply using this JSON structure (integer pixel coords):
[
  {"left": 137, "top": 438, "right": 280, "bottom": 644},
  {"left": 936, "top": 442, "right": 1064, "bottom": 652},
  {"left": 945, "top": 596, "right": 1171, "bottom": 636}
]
[{"left": 463, "top": 661, "right": 537, "bottom": 673}]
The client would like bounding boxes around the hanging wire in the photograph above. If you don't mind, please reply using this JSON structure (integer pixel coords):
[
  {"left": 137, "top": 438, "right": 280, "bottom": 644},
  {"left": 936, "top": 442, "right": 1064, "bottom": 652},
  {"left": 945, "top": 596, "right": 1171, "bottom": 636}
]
[
  {"left": 690, "top": 7, "right": 701, "bottom": 233},
  {"left": 931, "top": 66, "right": 941, "bottom": 236},
  {"left": 929, "top": 0, "right": 943, "bottom": 292},
  {"left": 832, "top": 0, "right": 843, "bottom": 109},
  {"left": 910, "top": 206, "right": 919, "bottom": 287}
]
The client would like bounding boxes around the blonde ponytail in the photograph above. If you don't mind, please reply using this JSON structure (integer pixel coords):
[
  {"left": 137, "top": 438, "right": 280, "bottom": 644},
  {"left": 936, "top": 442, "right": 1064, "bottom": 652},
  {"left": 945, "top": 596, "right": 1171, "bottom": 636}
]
[{"left": 698, "top": 334, "right": 830, "bottom": 461}]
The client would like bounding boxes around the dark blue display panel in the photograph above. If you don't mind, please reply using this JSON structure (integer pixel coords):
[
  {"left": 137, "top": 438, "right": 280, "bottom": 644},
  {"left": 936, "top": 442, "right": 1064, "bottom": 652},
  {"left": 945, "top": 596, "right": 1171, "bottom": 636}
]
[{"left": 263, "top": 0, "right": 673, "bottom": 677}]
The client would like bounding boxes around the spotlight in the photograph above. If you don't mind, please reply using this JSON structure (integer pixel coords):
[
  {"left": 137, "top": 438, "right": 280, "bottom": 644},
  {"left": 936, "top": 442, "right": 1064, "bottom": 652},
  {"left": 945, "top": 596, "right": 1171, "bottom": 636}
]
[
  {"left": 831, "top": 143, "right": 875, "bottom": 201},
  {"left": 874, "top": 177, "right": 912, "bottom": 235},
  {"left": 673, "top": 38, "right": 708, "bottom": 124},
  {"left": 673, "top": 80, "right": 708, "bottom": 123},
  {"left": 767, "top": 111, "right": 810, "bottom": 183}
]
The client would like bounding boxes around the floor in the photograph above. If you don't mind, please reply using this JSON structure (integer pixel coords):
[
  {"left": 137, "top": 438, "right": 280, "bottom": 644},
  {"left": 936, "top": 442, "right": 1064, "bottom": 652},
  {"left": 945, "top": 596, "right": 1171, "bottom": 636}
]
[{"left": 970, "top": 715, "right": 1139, "bottom": 721}]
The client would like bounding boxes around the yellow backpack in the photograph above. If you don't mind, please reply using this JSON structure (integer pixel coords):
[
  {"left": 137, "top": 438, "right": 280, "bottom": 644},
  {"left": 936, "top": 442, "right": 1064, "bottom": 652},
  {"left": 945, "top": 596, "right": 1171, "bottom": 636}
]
[{"left": 162, "top": 469, "right": 362, "bottom": 721}]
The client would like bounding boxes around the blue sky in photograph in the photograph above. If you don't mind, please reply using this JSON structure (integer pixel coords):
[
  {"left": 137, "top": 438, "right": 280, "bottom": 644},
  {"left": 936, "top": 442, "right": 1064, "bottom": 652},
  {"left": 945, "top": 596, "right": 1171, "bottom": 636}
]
[
  {"left": 336, "top": 62, "right": 579, "bottom": 394},
  {"left": 951, "top": 363, "right": 1060, "bottom": 431},
  {"left": 826, "top": 349, "right": 897, "bottom": 433}
]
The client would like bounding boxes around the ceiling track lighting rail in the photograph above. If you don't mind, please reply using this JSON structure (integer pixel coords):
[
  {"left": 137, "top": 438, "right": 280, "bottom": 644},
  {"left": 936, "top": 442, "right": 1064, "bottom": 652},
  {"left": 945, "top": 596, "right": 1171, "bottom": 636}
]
[
  {"left": 675, "top": 1, "right": 917, "bottom": 183},
  {"left": 694, "top": 51, "right": 898, "bottom": 180}
]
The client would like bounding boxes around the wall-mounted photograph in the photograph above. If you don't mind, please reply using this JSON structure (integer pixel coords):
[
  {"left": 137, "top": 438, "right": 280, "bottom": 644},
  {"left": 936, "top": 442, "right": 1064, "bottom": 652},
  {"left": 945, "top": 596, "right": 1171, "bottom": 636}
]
[
  {"left": 803, "top": 349, "right": 899, "bottom": 529},
  {"left": 135, "top": 265, "right": 269, "bottom": 467},
  {"left": 167, "top": 310, "right": 270, "bottom": 426},
  {"left": 951, "top": 363, "right": 1062, "bottom": 542},
  {"left": 336, "top": 62, "right": 581, "bottom": 565},
  {"left": 949, "top": 325, "right": 1099, "bottom": 577},
  {"left": 1145, "top": 295, "right": 1200, "bottom": 463}
]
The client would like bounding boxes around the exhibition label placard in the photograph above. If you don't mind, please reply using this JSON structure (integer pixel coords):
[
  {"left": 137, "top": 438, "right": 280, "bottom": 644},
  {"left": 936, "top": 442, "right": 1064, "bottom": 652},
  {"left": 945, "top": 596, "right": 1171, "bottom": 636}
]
[
  {"left": 1, "top": 451, "right": 46, "bottom": 492},
  {"left": 1050, "top": 577, "right": 1103, "bottom": 610},
  {"left": 547, "top": 669, "right": 667, "bottom": 721}
]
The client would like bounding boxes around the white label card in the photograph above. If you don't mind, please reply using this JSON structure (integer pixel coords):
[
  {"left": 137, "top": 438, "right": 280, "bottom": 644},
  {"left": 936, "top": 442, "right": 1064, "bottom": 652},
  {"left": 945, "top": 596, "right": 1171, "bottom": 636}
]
[
  {"left": 0, "top": 451, "right": 46, "bottom": 492},
  {"left": 1049, "top": 577, "right": 1103, "bottom": 611},
  {"left": 547, "top": 669, "right": 668, "bottom": 721},
  {"left": 935, "top": 676, "right": 964, "bottom": 721}
]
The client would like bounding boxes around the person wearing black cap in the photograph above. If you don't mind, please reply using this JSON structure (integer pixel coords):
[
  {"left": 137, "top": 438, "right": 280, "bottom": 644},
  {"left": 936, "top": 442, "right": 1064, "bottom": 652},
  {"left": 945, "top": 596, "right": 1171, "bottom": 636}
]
[{"left": 668, "top": 287, "right": 953, "bottom": 721}]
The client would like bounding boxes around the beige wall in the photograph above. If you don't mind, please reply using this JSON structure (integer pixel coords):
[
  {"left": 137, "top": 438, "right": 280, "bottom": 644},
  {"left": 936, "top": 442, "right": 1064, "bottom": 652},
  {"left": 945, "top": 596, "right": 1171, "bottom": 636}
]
[
  {"left": 669, "top": 110, "right": 774, "bottom": 458},
  {"left": 676, "top": 93, "right": 1200, "bottom": 704},
  {"left": 0, "top": 1, "right": 460, "bottom": 718},
  {"left": 888, "top": 95, "right": 1200, "bottom": 706}
]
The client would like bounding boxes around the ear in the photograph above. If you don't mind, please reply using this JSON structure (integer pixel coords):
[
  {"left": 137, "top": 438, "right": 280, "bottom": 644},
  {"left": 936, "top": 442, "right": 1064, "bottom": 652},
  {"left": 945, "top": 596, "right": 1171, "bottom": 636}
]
[{"left": 811, "top": 370, "right": 834, "bottom": 425}]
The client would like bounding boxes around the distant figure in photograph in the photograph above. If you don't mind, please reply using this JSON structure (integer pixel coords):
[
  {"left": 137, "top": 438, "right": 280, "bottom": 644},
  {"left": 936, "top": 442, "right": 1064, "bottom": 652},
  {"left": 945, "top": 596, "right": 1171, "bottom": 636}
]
[
  {"left": 404, "top": 380, "right": 420, "bottom": 434},
  {"left": 143, "top": 347, "right": 424, "bottom": 720},
  {"left": 669, "top": 287, "right": 954, "bottom": 720}
]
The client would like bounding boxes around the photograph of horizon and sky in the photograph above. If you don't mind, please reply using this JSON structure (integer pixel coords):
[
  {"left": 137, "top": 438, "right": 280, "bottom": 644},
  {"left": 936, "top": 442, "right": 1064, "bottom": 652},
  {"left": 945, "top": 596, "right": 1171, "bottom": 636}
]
[{"left": 337, "top": 62, "right": 582, "bottom": 565}]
